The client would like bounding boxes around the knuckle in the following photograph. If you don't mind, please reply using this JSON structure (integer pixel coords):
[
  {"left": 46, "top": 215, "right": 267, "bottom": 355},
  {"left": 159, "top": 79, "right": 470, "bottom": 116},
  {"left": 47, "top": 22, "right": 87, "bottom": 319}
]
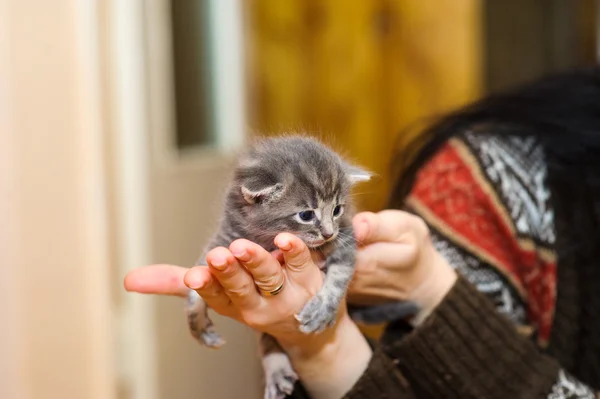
[
  {"left": 227, "top": 282, "right": 254, "bottom": 297},
  {"left": 412, "top": 217, "right": 430, "bottom": 241},
  {"left": 255, "top": 273, "right": 283, "bottom": 291},
  {"left": 242, "top": 255, "right": 261, "bottom": 269},
  {"left": 379, "top": 211, "right": 410, "bottom": 240},
  {"left": 245, "top": 253, "right": 271, "bottom": 270},
  {"left": 404, "top": 244, "right": 420, "bottom": 263},
  {"left": 287, "top": 252, "right": 310, "bottom": 270},
  {"left": 216, "top": 266, "right": 237, "bottom": 278}
]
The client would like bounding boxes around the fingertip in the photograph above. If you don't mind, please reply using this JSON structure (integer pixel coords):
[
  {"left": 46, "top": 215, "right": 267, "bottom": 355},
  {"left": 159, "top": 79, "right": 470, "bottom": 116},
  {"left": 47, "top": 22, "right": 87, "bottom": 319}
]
[
  {"left": 229, "top": 239, "right": 252, "bottom": 261},
  {"left": 122, "top": 264, "right": 191, "bottom": 297},
  {"left": 123, "top": 270, "right": 137, "bottom": 292},
  {"left": 353, "top": 212, "right": 375, "bottom": 242},
  {"left": 274, "top": 232, "right": 298, "bottom": 251},
  {"left": 123, "top": 266, "right": 153, "bottom": 292},
  {"left": 206, "top": 246, "right": 235, "bottom": 270},
  {"left": 184, "top": 266, "right": 210, "bottom": 290}
]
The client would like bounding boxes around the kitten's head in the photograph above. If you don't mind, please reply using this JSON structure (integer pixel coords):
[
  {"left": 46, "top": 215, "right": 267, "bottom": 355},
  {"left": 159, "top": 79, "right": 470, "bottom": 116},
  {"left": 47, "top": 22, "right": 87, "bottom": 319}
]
[{"left": 231, "top": 136, "right": 371, "bottom": 248}]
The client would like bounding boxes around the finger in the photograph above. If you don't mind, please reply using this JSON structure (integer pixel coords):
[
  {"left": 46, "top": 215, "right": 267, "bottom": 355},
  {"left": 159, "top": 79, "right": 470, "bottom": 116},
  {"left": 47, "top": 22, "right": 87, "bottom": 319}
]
[
  {"left": 274, "top": 233, "right": 321, "bottom": 288},
  {"left": 354, "top": 242, "right": 417, "bottom": 274},
  {"left": 124, "top": 264, "right": 188, "bottom": 297},
  {"left": 271, "top": 249, "right": 322, "bottom": 265},
  {"left": 230, "top": 239, "right": 285, "bottom": 294},
  {"left": 353, "top": 210, "right": 424, "bottom": 245},
  {"left": 348, "top": 263, "right": 407, "bottom": 302},
  {"left": 184, "top": 266, "right": 233, "bottom": 312},
  {"left": 348, "top": 242, "right": 418, "bottom": 302},
  {"left": 206, "top": 246, "right": 261, "bottom": 309}
]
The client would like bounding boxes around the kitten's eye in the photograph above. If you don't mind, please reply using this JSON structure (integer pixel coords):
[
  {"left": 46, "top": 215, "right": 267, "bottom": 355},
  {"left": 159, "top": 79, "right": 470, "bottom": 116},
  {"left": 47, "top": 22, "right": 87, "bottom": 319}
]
[
  {"left": 296, "top": 210, "right": 315, "bottom": 223},
  {"left": 333, "top": 205, "right": 344, "bottom": 217}
]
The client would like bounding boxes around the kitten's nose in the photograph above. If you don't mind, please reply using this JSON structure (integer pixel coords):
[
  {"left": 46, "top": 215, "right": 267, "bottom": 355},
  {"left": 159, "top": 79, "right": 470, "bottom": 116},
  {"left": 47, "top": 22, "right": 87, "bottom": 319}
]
[{"left": 321, "top": 231, "right": 334, "bottom": 239}]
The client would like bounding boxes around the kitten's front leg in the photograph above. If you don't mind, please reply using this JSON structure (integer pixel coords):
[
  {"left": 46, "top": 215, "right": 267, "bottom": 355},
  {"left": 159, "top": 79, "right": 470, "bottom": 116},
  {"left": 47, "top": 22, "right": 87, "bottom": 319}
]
[{"left": 295, "top": 233, "right": 356, "bottom": 334}]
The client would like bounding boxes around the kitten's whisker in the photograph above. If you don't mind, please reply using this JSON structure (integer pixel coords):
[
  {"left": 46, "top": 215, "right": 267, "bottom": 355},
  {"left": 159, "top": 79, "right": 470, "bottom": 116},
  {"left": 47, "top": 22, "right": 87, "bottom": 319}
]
[
  {"left": 337, "top": 231, "right": 365, "bottom": 247},
  {"left": 335, "top": 235, "right": 355, "bottom": 250},
  {"left": 339, "top": 226, "right": 366, "bottom": 244},
  {"left": 348, "top": 191, "right": 371, "bottom": 197}
]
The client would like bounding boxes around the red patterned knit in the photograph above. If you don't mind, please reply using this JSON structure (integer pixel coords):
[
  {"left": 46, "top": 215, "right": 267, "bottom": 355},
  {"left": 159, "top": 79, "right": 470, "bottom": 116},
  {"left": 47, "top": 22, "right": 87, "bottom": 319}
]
[{"left": 407, "top": 137, "right": 557, "bottom": 344}]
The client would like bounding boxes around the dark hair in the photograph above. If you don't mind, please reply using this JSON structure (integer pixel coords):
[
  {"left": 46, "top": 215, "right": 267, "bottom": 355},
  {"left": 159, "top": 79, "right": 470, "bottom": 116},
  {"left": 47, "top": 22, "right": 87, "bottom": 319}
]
[
  {"left": 389, "top": 66, "right": 600, "bottom": 205},
  {"left": 388, "top": 65, "right": 600, "bottom": 387}
]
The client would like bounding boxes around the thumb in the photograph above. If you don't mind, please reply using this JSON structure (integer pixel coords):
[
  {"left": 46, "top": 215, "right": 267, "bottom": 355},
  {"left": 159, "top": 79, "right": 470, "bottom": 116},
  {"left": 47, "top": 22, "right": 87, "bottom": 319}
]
[{"left": 274, "top": 233, "right": 322, "bottom": 288}]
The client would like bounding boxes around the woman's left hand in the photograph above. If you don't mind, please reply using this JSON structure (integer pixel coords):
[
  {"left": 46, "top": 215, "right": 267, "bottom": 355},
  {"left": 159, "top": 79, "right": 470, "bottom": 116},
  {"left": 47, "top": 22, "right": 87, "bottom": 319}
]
[{"left": 348, "top": 210, "right": 457, "bottom": 323}]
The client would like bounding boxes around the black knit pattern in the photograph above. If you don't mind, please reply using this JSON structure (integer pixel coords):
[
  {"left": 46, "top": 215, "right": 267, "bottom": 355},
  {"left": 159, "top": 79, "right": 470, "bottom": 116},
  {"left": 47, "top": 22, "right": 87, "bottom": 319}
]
[{"left": 546, "top": 167, "right": 600, "bottom": 389}]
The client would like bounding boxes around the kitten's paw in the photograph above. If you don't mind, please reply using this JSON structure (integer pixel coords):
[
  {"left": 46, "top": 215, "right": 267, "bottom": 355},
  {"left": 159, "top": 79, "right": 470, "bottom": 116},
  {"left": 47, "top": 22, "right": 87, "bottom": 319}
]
[
  {"left": 187, "top": 307, "right": 225, "bottom": 348},
  {"left": 295, "top": 295, "right": 337, "bottom": 334},
  {"left": 264, "top": 355, "right": 298, "bottom": 399},
  {"left": 198, "top": 329, "right": 226, "bottom": 348}
]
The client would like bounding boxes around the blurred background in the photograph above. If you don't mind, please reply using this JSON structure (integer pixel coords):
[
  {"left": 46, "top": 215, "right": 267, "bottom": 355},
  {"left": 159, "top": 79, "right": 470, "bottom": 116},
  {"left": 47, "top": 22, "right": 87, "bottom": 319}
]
[{"left": 1, "top": 1, "right": 598, "bottom": 398}]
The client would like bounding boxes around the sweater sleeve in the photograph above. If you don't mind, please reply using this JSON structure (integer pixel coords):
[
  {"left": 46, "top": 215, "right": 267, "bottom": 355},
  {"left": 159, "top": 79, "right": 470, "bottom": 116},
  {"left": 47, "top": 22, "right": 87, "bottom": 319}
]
[
  {"left": 287, "top": 340, "right": 419, "bottom": 399},
  {"left": 378, "top": 274, "right": 593, "bottom": 398},
  {"left": 288, "top": 276, "right": 597, "bottom": 399},
  {"left": 349, "top": 277, "right": 598, "bottom": 399}
]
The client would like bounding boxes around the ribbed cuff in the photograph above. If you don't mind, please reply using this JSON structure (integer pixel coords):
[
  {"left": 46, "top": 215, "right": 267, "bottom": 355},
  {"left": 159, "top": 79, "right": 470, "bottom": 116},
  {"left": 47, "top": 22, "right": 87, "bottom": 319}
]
[
  {"left": 342, "top": 345, "right": 416, "bottom": 399},
  {"left": 381, "top": 275, "right": 560, "bottom": 399}
]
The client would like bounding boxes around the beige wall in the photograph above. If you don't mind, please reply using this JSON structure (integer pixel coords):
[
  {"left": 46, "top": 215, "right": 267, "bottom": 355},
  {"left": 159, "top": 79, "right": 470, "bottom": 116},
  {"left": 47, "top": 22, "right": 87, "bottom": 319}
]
[
  {"left": 143, "top": 1, "right": 262, "bottom": 397},
  {"left": 1, "top": 1, "right": 262, "bottom": 398},
  {"left": 0, "top": 1, "right": 114, "bottom": 399}
]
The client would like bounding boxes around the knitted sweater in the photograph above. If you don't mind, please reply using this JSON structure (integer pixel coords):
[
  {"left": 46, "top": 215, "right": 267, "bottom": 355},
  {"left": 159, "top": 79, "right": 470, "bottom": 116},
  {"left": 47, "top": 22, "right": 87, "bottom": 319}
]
[{"left": 288, "top": 133, "right": 598, "bottom": 398}]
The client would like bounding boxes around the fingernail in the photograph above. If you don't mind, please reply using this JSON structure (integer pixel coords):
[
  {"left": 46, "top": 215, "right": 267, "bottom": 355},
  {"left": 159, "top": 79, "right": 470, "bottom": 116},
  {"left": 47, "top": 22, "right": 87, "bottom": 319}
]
[
  {"left": 188, "top": 280, "right": 205, "bottom": 290},
  {"left": 210, "top": 257, "right": 227, "bottom": 270},
  {"left": 186, "top": 273, "right": 205, "bottom": 290},
  {"left": 277, "top": 238, "right": 291, "bottom": 251},
  {"left": 231, "top": 249, "right": 249, "bottom": 261}
]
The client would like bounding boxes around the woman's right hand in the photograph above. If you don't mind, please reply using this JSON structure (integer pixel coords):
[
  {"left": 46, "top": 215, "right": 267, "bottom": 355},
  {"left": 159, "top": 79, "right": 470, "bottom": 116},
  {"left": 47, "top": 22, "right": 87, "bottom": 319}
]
[
  {"left": 125, "top": 232, "right": 358, "bottom": 355},
  {"left": 183, "top": 233, "right": 348, "bottom": 353},
  {"left": 125, "top": 233, "right": 373, "bottom": 399}
]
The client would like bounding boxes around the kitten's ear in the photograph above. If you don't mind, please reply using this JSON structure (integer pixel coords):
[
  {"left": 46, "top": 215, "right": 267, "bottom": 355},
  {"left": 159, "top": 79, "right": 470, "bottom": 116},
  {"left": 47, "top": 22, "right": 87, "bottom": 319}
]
[
  {"left": 345, "top": 164, "right": 372, "bottom": 184},
  {"left": 241, "top": 182, "right": 285, "bottom": 204}
]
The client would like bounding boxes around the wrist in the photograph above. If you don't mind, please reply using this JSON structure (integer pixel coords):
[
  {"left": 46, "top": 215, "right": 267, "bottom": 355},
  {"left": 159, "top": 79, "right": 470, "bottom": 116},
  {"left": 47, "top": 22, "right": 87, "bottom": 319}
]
[
  {"left": 281, "top": 314, "right": 362, "bottom": 363},
  {"left": 281, "top": 314, "right": 372, "bottom": 398}
]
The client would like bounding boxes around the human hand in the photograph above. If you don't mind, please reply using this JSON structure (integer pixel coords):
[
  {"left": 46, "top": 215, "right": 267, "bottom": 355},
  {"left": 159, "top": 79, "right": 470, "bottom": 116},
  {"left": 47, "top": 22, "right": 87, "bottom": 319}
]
[
  {"left": 194, "top": 233, "right": 345, "bottom": 349},
  {"left": 349, "top": 210, "right": 457, "bottom": 324},
  {"left": 124, "top": 236, "right": 372, "bottom": 399},
  {"left": 125, "top": 233, "right": 350, "bottom": 354}
]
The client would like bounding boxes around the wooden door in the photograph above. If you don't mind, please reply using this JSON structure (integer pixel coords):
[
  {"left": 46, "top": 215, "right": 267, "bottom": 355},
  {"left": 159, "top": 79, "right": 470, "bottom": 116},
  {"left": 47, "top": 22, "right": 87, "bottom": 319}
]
[{"left": 245, "top": 0, "right": 483, "bottom": 212}]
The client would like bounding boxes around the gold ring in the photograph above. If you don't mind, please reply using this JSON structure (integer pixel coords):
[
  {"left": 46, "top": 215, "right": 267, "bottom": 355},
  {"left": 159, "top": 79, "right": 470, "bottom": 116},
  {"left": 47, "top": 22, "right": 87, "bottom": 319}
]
[{"left": 259, "top": 278, "right": 285, "bottom": 297}]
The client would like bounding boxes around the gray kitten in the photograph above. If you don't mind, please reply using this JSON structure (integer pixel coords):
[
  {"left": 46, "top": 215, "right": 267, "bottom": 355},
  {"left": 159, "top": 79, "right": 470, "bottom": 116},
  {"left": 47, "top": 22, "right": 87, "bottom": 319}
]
[{"left": 186, "top": 135, "right": 417, "bottom": 399}]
